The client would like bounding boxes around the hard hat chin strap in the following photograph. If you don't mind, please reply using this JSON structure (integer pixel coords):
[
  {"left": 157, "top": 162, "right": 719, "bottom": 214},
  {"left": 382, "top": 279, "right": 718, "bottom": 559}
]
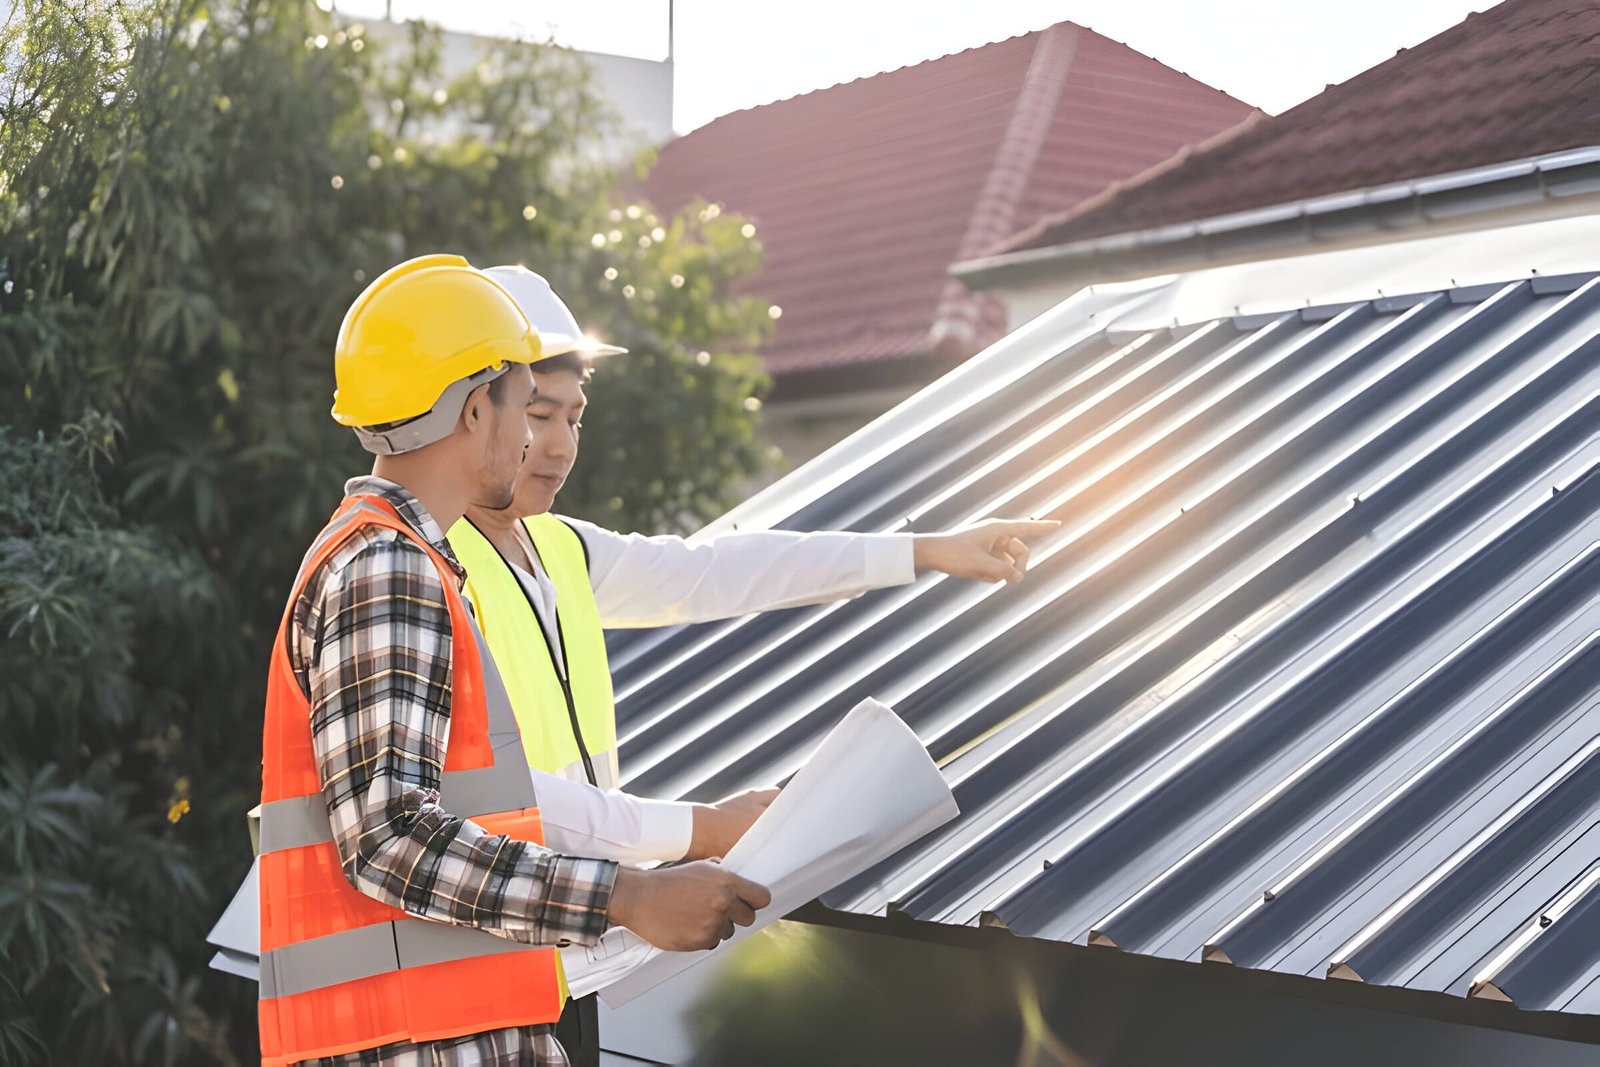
[{"left": 352, "top": 364, "right": 510, "bottom": 456}]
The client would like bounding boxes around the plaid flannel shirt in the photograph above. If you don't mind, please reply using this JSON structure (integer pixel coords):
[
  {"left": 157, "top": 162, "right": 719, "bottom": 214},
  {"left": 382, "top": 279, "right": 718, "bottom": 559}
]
[{"left": 285, "top": 476, "right": 617, "bottom": 1066}]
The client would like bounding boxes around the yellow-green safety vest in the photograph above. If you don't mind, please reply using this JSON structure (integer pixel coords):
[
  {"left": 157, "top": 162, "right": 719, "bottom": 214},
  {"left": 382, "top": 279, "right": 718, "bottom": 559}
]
[
  {"left": 448, "top": 513, "right": 622, "bottom": 1007},
  {"left": 448, "top": 514, "right": 620, "bottom": 791}
]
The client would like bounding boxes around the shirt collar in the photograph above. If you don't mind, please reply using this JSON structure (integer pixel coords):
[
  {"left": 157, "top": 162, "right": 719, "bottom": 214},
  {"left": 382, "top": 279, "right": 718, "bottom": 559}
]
[{"left": 343, "top": 475, "right": 466, "bottom": 579}]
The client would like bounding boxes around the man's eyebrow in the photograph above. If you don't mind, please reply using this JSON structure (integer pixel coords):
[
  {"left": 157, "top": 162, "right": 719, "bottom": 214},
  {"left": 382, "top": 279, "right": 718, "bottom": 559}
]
[{"left": 527, "top": 393, "right": 560, "bottom": 406}]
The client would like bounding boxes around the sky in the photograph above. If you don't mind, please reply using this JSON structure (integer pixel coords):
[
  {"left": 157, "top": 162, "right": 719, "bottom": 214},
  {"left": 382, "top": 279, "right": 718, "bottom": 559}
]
[{"left": 333, "top": 0, "right": 1495, "bottom": 133}]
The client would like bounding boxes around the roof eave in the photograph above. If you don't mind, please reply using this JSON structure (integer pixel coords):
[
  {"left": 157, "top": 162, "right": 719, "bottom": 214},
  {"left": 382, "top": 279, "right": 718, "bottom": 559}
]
[{"left": 953, "top": 146, "right": 1600, "bottom": 291}]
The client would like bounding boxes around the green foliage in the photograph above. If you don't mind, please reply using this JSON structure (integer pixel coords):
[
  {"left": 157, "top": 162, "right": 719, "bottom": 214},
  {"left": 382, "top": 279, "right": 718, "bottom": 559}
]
[
  {"left": 344, "top": 22, "right": 775, "bottom": 529},
  {"left": 550, "top": 200, "right": 773, "bottom": 529},
  {"left": 0, "top": 421, "right": 229, "bottom": 1065},
  {"left": 0, "top": 0, "right": 771, "bottom": 1061}
]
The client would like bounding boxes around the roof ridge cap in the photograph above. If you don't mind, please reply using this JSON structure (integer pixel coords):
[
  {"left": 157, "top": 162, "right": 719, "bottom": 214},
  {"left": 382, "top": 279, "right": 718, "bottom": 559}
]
[
  {"left": 991, "top": 109, "right": 1267, "bottom": 256},
  {"left": 928, "top": 23, "right": 1082, "bottom": 354}
]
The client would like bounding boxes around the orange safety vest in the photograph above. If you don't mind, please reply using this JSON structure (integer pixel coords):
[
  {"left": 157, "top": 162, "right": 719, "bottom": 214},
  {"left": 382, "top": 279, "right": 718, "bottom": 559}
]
[{"left": 257, "top": 495, "right": 563, "bottom": 1066}]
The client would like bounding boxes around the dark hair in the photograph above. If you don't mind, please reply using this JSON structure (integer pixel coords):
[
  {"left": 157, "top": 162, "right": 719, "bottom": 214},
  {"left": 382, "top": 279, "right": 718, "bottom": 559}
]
[{"left": 534, "top": 351, "right": 594, "bottom": 383}]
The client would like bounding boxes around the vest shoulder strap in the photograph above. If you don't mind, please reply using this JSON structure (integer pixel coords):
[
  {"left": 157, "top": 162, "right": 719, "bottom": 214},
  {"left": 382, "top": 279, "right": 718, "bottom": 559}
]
[{"left": 523, "top": 513, "right": 592, "bottom": 589}]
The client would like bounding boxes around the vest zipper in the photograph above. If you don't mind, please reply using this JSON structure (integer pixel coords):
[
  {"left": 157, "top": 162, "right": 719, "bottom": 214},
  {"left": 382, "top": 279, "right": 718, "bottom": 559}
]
[{"left": 467, "top": 519, "right": 599, "bottom": 788}]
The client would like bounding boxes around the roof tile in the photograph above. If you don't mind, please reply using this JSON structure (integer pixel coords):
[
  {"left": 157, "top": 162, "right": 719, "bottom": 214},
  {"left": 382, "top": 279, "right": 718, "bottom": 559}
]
[
  {"left": 1001, "top": 0, "right": 1600, "bottom": 255},
  {"left": 644, "top": 24, "right": 1253, "bottom": 374}
]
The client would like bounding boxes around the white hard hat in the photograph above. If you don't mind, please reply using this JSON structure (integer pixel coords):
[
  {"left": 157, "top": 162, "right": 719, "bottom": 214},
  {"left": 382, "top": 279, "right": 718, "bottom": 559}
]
[{"left": 483, "top": 265, "right": 627, "bottom": 358}]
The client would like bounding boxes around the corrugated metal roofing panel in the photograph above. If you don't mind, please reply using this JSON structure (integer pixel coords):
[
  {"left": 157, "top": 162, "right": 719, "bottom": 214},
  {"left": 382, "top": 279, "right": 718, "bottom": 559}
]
[{"left": 606, "top": 264, "right": 1600, "bottom": 1013}]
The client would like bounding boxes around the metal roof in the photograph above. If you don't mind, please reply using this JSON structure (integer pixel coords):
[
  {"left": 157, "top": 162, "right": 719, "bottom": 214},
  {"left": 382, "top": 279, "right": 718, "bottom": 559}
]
[{"left": 605, "top": 224, "right": 1600, "bottom": 1015}]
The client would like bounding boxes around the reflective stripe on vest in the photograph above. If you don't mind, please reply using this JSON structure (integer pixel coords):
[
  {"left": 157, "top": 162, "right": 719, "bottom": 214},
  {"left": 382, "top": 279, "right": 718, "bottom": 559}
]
[
  {"left": 260, "top": 904, "right": 542, "bottom": 999},
  {"left": 257, "top": 495, "right": 562, "bottom": 1067},
  {"left": 449, "top": 514, "right": 619, "bottom": 790},
  {"left": 256, "top": 630, "right": 537, "bottom": 850}
]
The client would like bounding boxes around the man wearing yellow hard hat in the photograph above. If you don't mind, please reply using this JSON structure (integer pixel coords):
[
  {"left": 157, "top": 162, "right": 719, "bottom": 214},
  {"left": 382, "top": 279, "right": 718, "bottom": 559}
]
[
  {"left": 255, "top": 254, "right": 770, "bottom": 1067},
  {"left": 451, "top": 265, "right": 1059, "bottom": 1064}
]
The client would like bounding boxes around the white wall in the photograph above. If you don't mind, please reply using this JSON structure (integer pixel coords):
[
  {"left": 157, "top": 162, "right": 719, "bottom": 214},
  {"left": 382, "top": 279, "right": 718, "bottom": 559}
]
[
  {"left": 584, "top": 49, "right": 674, "bottom": 148},
  {"left": 357, "top": 18, "right": 673, "bottom": 156}
]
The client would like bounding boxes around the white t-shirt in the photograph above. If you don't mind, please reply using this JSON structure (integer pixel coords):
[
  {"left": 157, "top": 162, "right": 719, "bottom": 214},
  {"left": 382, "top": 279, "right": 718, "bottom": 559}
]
[{"left": 519, "top": 522, "right": 916, "bottom": 865}]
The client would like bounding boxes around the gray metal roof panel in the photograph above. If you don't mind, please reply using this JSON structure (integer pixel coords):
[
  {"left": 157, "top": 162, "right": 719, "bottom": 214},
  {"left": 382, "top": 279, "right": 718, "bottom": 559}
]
[
  {"left": 1474, "top": 858, "right": 1600, "bottom": 1010},
  {"left": 607, "top": 269, "right": 1600, "bottom": 1015}
]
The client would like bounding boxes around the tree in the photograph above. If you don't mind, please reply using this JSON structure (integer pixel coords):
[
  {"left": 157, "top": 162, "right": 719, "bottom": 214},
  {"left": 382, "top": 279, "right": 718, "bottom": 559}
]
[
  {"left": 0, "top": 1, "right": 771, "bottom": 1060},
  {"left": 351, "top": 21, "right": 774, "bottom": 529},
  {"left": 0, "top": 417, "right": 227, "bottom": 1064}
]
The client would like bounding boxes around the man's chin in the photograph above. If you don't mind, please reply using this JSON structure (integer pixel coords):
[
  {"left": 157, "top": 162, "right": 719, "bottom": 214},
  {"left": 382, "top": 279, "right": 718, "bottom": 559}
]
[{"left": 525, "top": 489, "right": 559, "bottom": 516}]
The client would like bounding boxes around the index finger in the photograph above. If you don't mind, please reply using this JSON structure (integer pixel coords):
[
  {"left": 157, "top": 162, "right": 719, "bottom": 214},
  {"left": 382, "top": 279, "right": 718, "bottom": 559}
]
[
  {"left": 730, "top": 873, "right": 773, "bottom": 911},
  {"left": 995, "top": 519, "right": 1061, "bottom": 541}
]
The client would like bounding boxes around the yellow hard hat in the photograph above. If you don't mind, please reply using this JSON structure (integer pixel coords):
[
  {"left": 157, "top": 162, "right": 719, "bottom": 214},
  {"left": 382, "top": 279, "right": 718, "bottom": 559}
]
[{"left": 331, "top": 254, "right": 545, "bottom": 450}]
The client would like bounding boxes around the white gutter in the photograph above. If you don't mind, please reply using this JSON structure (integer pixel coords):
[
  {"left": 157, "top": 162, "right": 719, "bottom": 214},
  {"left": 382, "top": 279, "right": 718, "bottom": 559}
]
[{"left": 953, "top": 146, "right": 1600, "bottom": 286}]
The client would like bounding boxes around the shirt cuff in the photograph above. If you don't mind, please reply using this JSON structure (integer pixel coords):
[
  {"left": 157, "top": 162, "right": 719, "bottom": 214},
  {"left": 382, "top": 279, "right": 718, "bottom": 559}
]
[
  {"left": 538, "top": 854, "right": 618, "bottom": 947},
  {"left": 635, "top": 797, "right": 696, "bottom": 863},
  {"left": 862, "top": 533, "right": 917, "bottom": 589}
]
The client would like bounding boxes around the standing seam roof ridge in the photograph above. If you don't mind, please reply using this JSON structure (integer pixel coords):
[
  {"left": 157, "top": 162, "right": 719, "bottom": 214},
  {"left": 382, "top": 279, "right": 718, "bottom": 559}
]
[
  {"left": 1470, "top": 849, "right": 1600, "bottom": 1008},
  {"left": 846, "top": 285, "right": 1591, "bottom": 923},
  {"left": 916, "top": 285, "right": 1600, "bottom": 921},
  {"left": 1323, "top": 626, "right": 1600, "bottom": 986},
  {"left": 1081, "top": 502, "right": 1600, "bottom": 957},
  {"left": 927, "top": 24, "right": 1082, "bottom": 353},
  {"left": 934, "top": 326, "right": 1600, "bottom": 934},
  {"left": 603, "top": 250, "right": 1600, "bottom": 1011},
  {"left": 1185, "top": 567, "right": 1600, "bottom": 969}
]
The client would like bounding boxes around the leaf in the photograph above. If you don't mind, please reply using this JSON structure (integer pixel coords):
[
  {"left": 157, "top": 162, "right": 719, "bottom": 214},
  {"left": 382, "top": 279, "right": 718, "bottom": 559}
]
[
  {"left": 0, "top": 2, "right": 771, "bottom": 1060},
  {"left": 0, "top": 966, "right": 48, "bottom": 1065},
  {"left": 0, "top": 764, "right": 100, "bottom": 868}
]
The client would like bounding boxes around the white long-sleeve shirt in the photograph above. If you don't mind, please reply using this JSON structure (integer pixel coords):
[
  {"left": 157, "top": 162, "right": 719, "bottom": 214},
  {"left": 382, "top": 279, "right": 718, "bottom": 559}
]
[{"left": 525, "top": 522, "right": 917, "bottom": 865}]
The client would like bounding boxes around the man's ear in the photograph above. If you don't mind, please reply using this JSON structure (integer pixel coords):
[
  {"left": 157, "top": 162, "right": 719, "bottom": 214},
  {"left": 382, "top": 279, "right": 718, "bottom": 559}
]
[{"left": 459, "top": 382, "right": 494, "bottom": 434}]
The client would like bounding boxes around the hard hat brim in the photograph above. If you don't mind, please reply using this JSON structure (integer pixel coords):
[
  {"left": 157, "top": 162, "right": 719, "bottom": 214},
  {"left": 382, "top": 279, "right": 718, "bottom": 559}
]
[
  {"left": 529, "top": 331, "right": 579, "bottom": 358},
  {"left": 534, "top": 333, "right": 628, "bottom": 359}
]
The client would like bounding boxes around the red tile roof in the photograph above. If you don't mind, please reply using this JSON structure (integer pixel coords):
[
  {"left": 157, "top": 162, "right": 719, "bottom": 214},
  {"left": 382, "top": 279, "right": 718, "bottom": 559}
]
[
  {"left": 642, "top": 24, "right": 1254, "bottom": 376},
  {"left": 999, "top": 0, "right": 1600, "bottom": 256}
]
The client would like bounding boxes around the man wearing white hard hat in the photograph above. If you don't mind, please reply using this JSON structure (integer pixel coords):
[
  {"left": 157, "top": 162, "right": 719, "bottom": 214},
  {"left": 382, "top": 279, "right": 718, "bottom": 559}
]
[
  {"left": 244, "top": 255, "right": 771, "bottom": 1067},
  {"left": 448, "top": 265, "right": 1058, "bottom": 1063}
]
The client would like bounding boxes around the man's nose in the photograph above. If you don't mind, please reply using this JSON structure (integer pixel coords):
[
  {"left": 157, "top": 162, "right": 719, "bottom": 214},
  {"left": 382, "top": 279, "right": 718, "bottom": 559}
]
[{"left": 547, "top": 428, "right": 576, "bottom": 461}]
